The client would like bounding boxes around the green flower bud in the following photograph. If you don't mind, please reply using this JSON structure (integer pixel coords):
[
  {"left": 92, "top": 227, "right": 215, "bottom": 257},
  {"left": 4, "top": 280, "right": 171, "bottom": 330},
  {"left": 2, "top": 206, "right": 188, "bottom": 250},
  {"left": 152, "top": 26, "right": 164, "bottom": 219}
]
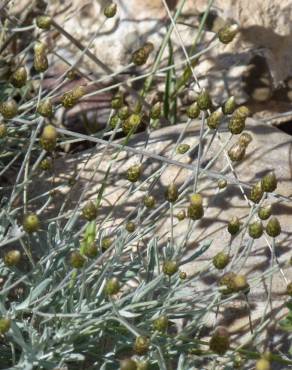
[
  {"left": 133, "top": 336, "right": 150, "bottom": 355},
  {"left": 66, "top": 69, "right": 78, "bottom": 80},
  {"left": 286, "top": 282, "right": 292, "bottom": 296},
  {"left": 34, "top": 42, "right": 48, "bottom": 72},
  {"left": 143, "top": 195, "right": 156, "bottom": 208},
  {"left": 207, "top": 108, "right": 223, "bottom": 129},
  {"left": 197, "top": 89, "right": 212, "bottom": 110},
  {"left": 37, "top": 99, "right": 53, "bottom": 117},
  {"left": 163, "top": 260, "right": 178, "bottom": 276},
  {"left": 101, "top": 237, "right": 113, "bottom": 252},
  {"left": 132, "top": 43, "right": 154, "bottom": 66},
  {"left": 126, "top": 164, "right": 141, "bottom": 183},
  {"left": 0, "top": 318, "right": 11, "bottom": 334},
  {"left": 122, "top": 113, "right": 141, "bottom": 134},
  {"left": 176, "top": 210, "right": 186, "bottom": 221},
  {"left": 187, "top": 102, "right": 200, "bottom": 119},
  {"left": 4, "top": 250, "right": 21, "bottom": 267},
  {"left": 228, "top": 216, "right": 240, "bottom": 235},
  {"left": 61, "top": 86, "right": 85, "bottom": 108},
  {"left": 261, "top": 172, "right": 277, "bottom": 193},
  {"left": 40, "top": 124, "right": 58, "bottom": 151},
  {"left": 84, "top": 243, "right": 98, "bottom": 258},
  {"left": 118, "top": 106, "right": 130, "bottom": 120},
  {"left": 233, "top": 274, "right": 249, "bottom": 293},
  {"left": 187, "top": 193, "right": 204, "bottom": 220},
  {"left": 0, "top": 99, "right": 18, "bottom": 119},
  {"left": 39, "top": 158, "right": 53, "bottom": 171},
  {"left": 82, "top": 201, "right": 98, "bottom": 221},
  {"left": 258, "top": 205, "right": 272, "bottom": 220},
  {"left": 120, "top": 359, "right": 137, "bottom": 370},
  {"left": 255, "top": 358, "right": 271, "bottom": 370},
  {"left": 239, "top": 132, "right": 252, "bottom": 147},
  {"left": 218, "top": 178, "right": 227, "bottom": 189},
  {"left": 23, "top": 213, "right": 40, "bottom": 233},
  {"left": 10, "top": 66, "right": 27, "bottom": 88},
  {"left": 136, "top": 361, "right": 150, "bottom": 370},
  {"left": 213, "top": 251, "right": 229, "bottom": 270},
  {"left": 69, "top": 251, "right": 85, "bottom": 268},
  {"left": 104, "top": 3, "right": 117, "bottom": 18},
  {"left": 233, "top": 354, "right": 244, "bottom": 368},
  {"left": 153, "top": 315, "right": 168, "bottom": 332},
  {"left": 248, "top": 220, "right": 263, "bottom": 239},
  {"left": 228, "top": 116, "right": 245, "bottom": 134},
  {"left": 234, "top": 106, "right": 250, "bottom": 119},
  {"left": 110, "top": 114, "right": 119, "bottom": 129},
  {"left": 218, "top": 24, "right": 239, "bottom": 44},
  {"left": 209, "top": 326, "right": 230, "bottom": 355},
  {"left": 104, "top": 277, "right": 120, "bottom": 295},
  {"left": 179, "top": 271, "right": 187, "bottom": 279},
  {"left": 0, "top": 122, "right": 7, "bottom": 138},
  {"left": 219, "top": 272, "right": 237, "bottom": 295},
  {"left": 150, "top": 101, "right": 162, "bottom": 119},
  {"left": 249, "top": 181, "right": 264, "bottom": 203},
  {"left": 228, "top": 143, "right": 246, "bottom": 161},
  {"left": 126, "top": 221, "right": 136, "bottom": 233},
  {"left": 36, "top": 15, "right": 52, "bottom": 29},
  {"left": 111, "top": 93, "right": 124, "bottom": 109},
  {"left": 176, "top": 143, "right": 190, "bottom": 154},
  {"left": 165, "top": 183, "right": 178, "bottom": 203},
  {"left": 266, "top": 217, "right": 281, "bottom": 237},
  {"left": 222, "top": 96, "right": 236, "bottom": 115}
]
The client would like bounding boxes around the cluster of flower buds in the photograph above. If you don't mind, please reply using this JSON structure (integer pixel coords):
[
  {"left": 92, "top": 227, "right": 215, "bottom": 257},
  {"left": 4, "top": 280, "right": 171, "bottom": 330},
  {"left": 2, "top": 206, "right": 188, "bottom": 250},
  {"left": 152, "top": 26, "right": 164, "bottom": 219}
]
[
  {"left": 36, "top": 15, "right": 52, "bottom": 29},
  {"left": 122, "top": 113, "right": 142, "bottom": 134},
  {"left": 219, "top": 272, "right": 249, "bottom": 295},
  {"left": 61, "top": 86, "right": 85, "bottom": 108},
  {"left": 0, "top": 99, "right": 18, "bottom": 119},
  {"left": 228, "top": 131, "right": 252, "bottom": 162},
  {"left": 10, "top": 66, "right": 27, "bottom": 88},
  {"left": 133, "top": 336, "right": 150, "bottom": 355},
  {"left": 228, "top": 106, "right": 250, "bottom": 135},
  {"left": 132, "top": 42, "right": 154, "bottom": 66},
  {"left": 187, "top": 193, "right": 204, "bottom": 220}
]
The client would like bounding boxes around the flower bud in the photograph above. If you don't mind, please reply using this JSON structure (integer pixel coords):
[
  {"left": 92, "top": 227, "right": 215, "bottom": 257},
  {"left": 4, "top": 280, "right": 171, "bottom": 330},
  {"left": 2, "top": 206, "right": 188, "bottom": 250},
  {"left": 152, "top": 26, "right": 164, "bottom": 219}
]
[
  {"left": 69, "top": 251, "right": 85, "bottom": 268},
  {"left": 233, "top": 354, "right": 244, "bottom": 369},
  {"left": 150, "top": 101, "right": 162, "bottom": 119},
  {"left": 233, "top": 274, "right": 249, "bottom": 293},
  {"left": 213, "top": 251, "right": 229, "bottom": 270},
  {"left": 136, "top": 361, "right": 150, "bottom": 370},
  {"left": 10, "top": 66, "right": 27, "bottom": 88},
  {"left": 261, "top": 172, "right": 277, "bottom": 193},
  {"left": 82, "top": 201, "right": 98, "bottom": 221},
  {"left": 286, "top": 282, "right": 292, "bottom": 296},
  {"left": 258, "top": 205, "right": 272, "bottom": 220},
  {"left": 207, "top": 108, "right": 223, "bottom": 129},
  {"left": 187, "top": 193, "right": 204, "bottom": 220},
  {"left": 36, "top": 15, "right": 52, "bottom": 29},
  {"left": 40, "top": 124, "right": 58, "bottom": 151},
  {"left": 23, "top": 213, "right": 40, "bottom": 233},
  {"left": 133, "top": 336, "right": 150, "bottom": 355},
  {"left": 163, "top": 260, "right": 178, "bottom": 276},
  {"left": 219, "top": 272, "right": 237, "bottom": 295},
  {"left": 126, "top": 164, "right": 141, "bottom": 183},
  {"left": 104, "top": 277, "right": 120, "bottom": 295},
  {"left": 249, "top": 181, "right": 264, "bottom": 203},
  {"left": 218, "top": 24, "right": 239, "bottom": 44},
  {"left": 255, "top": 358, "right": 271, "bottom": 370},
  {"left": 165, "top": 183, "right": 178, "bottom": 203},
  {"left": 218, "top": 178, "right": 227, "bottom": 189},
  {"left": 187, "top": 102, "right": 200, "bottom": 119},
  {"left": 120, "top": 359, "right": 137, "bottom": 370},
  {"left": 0, "top": 99, "right": 18, "bottom": 119},
  {"left": 239, "top": 132, "right": 252, "bottom": 147},
  {"left": 4, "top": 250, "right": 21, "bottom": 267},
  {"left": 101, "top": 237, "right": 113, "bottom": 252},
  {"left": 209, "top": 326, "right": 230, "bottom": 354},
  {"left": 111, "top": 93, "right": 124, "bottom": 110},
  {"left": 176, "top": 143, "right": 190, "bottom": 154},
  {"left": 0, "top": 122, "right": 7, "bottom": 138},
  {"left": 122, "top": 113, "right": 141, "bottom": 134},
  {"left": 179, "top": 271, "right": 187, "bottom": 279},
  {"left": 39, "top": 158, "right": 53, "bottom": 171},
  {"left": 0, "top": 317, "right": 11, "bottom": 334},
  {"left": 228, "top": 143, "right": 246, "bottom": 161},
  {"left": 234, "top": 106, "right": 250, "bottom": 119},
  {"left": 153, "top": 315, "right": 168, "bottom": 332},
  {"left": 176, "top": 210, "right": 186, "bottom": 221},
  {"left": 104, "top": 3, "right": 117, "bottom": 18},
  {"left": 248, "top": 220, "right": 263, "bottom": 239},
  {"left": 222, "top": 96, "right": 236, "bottom": 115},
  {"left": 132, "top": 43, "right": 154, "bottom": 66},
  {"left": 228, "top": 116, "right": 245, "bottom": 134},
  {"left": 126, "top": 221, "right": 136, "bottom": 233},
  {"left": 110, "top": 114, "right": 119, "bottom": 129},
  {"left": 143, "top": 195, "right": 156, "bottom": 208},
  {"left": 34, "top": 42, "right": 48, "bottom": 72},
  {"left": 266, "top": 217, "right": 281, "bottom": 237},
  {"left": 197, "top": 89, "right": 212, "bottom": 110},
  {"left": 37, "top": 99, "right": 53, "bottom": 117},
  {"left": 227, "top": 216, "right": 240, "bottom": 235},
  {"left": 118, "top": 106, "right": 130, "bottom": 120},
  {"left": 61, "top": 86, "right": 85, "bottom": 108},
  {"left": 84, "top": 243, "right": 98, "bottom": 258}
]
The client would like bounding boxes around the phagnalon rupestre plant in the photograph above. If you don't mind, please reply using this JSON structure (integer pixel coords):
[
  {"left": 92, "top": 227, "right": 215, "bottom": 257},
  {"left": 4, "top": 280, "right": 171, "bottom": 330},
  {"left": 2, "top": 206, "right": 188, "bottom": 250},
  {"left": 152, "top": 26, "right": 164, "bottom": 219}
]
[{"left": 0, "top": 1, "right": 291, "bottom": 370}]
